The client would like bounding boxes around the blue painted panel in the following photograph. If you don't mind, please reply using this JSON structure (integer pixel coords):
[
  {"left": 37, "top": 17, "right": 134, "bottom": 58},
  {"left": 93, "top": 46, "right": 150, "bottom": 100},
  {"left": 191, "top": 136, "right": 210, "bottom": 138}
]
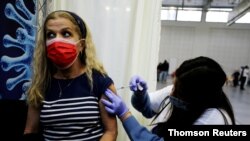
[{"left": 0, "top": 0, "right": 37, "bottom": 100}]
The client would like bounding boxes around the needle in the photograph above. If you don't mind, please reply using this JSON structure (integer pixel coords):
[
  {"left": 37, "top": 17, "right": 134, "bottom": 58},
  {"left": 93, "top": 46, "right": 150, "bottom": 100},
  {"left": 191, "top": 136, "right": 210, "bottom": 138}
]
[
  {"left": 116, "top": 85, "right": 131, "bottom": 90},
  {"left": 116, "top": 83, "right": 143, "bottom": 91}
]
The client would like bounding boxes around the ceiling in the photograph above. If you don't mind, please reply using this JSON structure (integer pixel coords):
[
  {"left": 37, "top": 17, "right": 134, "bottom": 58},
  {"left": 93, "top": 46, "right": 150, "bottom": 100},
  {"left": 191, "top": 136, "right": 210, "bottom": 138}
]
[
  {"left": 162, "top": 0, "right": 244, "bottom": 9},
  {"left": 162, "top": 0, "right": 250, "bottom": 25}
]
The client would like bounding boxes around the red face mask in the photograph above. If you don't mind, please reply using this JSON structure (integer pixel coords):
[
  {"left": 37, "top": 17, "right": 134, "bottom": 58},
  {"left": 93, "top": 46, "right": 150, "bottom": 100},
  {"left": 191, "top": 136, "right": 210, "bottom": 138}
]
[{"left": 46, "top": 38, "right": 78, "bottom": 69}]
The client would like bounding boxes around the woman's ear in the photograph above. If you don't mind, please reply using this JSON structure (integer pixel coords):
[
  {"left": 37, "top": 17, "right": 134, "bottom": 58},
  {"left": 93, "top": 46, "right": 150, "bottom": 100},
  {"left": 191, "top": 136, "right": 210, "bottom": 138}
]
[
  {"left": 80, "top": 39, "right": 85, "bottom": 47},
  {"left": 79, "top": 40, "right": 86, "bottom": 52}
]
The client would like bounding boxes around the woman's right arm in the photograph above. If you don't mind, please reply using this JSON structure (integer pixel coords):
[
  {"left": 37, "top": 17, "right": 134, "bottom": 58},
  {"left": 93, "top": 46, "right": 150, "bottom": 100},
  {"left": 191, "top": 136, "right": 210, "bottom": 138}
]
[{"left": 24, "top": 106, "right": 40, "bottom": 134}]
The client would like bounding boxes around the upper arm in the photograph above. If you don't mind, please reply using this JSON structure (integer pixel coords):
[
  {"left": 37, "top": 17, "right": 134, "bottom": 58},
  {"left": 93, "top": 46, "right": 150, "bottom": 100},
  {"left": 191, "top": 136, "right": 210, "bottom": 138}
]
[
  {"left": 99, "top": 83, "right": 118, "bottom": 140},
  {"left": 149, "top": 85, "right": 173, "bottom": 113}
]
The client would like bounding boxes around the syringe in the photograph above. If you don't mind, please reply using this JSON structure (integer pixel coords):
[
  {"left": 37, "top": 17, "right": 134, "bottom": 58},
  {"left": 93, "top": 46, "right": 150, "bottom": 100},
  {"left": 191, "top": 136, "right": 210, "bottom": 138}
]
[
  {"left": 116, "top": 85, "right": 131, "bottom": 90},
  {"left": 116, "top": 83, "right": 143, "bottom": 91}
]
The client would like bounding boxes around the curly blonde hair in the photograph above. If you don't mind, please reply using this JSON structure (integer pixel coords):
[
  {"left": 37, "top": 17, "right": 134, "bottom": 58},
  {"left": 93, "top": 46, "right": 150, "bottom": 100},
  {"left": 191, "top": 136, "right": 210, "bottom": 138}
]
[{"left": 27, "top": 11, "right": 106, "bottom": 107}]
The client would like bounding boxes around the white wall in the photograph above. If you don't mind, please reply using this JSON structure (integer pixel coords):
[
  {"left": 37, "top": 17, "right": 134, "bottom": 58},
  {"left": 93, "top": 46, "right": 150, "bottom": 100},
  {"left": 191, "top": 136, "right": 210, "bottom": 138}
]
[{"left": 159, "top": 21, "right": 250, "bottom": 76}]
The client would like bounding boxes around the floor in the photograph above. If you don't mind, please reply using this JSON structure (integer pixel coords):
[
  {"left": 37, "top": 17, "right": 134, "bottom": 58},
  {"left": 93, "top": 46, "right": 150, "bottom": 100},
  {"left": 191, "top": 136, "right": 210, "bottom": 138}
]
[
  {"left": 224, "top": 84, "right": 250, "bottom": 124},
  {"left": 156, "top": 79, "right": 250, "bottom": 125}
]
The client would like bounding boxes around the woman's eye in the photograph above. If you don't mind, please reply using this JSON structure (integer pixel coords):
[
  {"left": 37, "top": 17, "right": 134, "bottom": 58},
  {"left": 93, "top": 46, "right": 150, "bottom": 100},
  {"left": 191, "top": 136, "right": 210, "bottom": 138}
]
[
  {"left": 63, "top": 32, "right": 71, "bottom": 38},
  {"left": 47, "top": 32, "right": 55, "bottom": 39}
]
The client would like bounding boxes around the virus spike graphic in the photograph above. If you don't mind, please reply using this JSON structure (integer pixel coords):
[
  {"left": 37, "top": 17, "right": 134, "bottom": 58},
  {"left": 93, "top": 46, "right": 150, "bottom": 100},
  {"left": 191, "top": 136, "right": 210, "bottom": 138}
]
[{"left": 1, "top": 0, "right": 37, "bottom": 100}]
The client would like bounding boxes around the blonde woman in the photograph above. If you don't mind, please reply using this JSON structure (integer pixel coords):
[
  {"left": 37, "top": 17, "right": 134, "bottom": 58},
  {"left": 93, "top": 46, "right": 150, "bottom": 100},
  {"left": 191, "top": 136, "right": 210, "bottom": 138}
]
[{"left": 23, "top": 10, "right": 117, "bottom": 141}]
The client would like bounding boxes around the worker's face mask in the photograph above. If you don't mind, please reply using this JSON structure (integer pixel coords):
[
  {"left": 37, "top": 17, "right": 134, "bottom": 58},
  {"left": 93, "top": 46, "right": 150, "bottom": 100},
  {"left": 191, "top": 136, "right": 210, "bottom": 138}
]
[
  {"left": 46, "top": 38, "right": 84, "bottom": 69},
  {"left": 169, "top": 96, "right": 189, "bottom": 111}
]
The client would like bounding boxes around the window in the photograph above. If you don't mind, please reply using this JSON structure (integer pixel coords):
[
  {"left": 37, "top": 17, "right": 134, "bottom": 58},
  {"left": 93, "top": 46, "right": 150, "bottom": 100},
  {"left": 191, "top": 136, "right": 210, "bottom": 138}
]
[
  {"left": 177, "top": 8, "right": 202, "bottom": 22},
  {"left": 206, "top": 8, "right": 232, "bottom": 23},
  {"left": 161, "top": 7, "right": 177, "bottom": 20},
  {"left": 161, "top": 7, "right": 202, "bottom": 22},
  {"left": 235, "top": 12, "right": 250, "bottom": 23}
]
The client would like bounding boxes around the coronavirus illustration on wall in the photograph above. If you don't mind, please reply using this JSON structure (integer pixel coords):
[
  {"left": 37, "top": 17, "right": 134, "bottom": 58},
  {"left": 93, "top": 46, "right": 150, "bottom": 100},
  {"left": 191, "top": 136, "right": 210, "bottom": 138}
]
[{"left": 0, "top": 0, "right": 37, "bottom": 100}]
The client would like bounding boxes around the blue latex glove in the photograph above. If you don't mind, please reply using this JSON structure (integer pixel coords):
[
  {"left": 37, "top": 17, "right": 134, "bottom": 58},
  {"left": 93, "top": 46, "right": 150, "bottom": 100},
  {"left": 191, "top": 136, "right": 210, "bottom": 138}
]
[
  {"left": 129, "top": 75, "right": 148, "bottom": 95},
  {"left": 101, "top": 89, "right": 129, "bottom": 118}
]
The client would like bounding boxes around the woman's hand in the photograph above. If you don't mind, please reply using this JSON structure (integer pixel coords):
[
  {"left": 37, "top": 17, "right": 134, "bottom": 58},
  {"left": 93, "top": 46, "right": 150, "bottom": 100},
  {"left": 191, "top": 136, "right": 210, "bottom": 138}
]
[{"left": 101, "top": 89, "right": 129, "bottom": 118}]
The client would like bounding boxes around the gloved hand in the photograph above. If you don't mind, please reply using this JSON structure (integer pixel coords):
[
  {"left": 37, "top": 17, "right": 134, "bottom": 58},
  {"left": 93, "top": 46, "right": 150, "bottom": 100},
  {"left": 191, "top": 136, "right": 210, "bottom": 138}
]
[
  {"left": 129, "top": 75, "right": 148, "bottom": 95},
  {"left": 101, "top": 89, "right": 129, "bottom": 118}
]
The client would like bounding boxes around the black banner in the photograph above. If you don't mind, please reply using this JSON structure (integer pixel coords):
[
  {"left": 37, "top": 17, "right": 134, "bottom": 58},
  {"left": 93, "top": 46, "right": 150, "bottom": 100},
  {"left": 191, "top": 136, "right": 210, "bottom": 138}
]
[{"left": 164, "top": 125, "right": 250, "bottom": 140}]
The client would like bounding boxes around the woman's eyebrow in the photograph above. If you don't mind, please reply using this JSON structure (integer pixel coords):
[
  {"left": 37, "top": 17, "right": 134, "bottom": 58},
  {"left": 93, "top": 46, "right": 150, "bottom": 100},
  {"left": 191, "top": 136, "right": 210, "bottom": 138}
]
[
  {"left": 61, "top": 27, "right": 73, "bottom": 31},
  {"left": 46, "top": 27, "right": 73, "bottom": 32}
]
